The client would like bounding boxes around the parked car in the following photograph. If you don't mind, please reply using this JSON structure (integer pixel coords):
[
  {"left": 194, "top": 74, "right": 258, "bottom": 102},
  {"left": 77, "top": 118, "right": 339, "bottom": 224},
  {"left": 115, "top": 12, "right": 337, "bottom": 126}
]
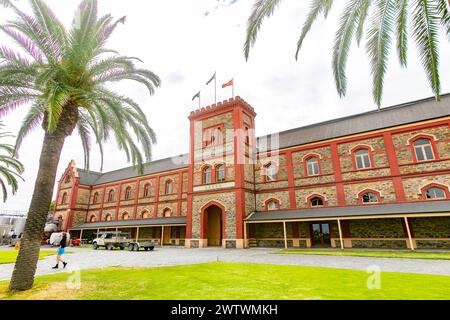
[{"left": 92, "top": 231, "right": 155, "bottom": 251}]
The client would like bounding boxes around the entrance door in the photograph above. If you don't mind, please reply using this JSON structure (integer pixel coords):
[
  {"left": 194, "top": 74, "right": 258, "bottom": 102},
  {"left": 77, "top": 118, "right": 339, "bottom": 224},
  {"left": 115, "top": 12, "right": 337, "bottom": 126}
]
[
  {"left": 205, "top": 205, "right": 222, "bottom": 247},
  {"left": 163, "top": 226, "right": 171, "bottom": 245},
  {"left": 311, "top": 223, "right": 331, "bottom": 247}
]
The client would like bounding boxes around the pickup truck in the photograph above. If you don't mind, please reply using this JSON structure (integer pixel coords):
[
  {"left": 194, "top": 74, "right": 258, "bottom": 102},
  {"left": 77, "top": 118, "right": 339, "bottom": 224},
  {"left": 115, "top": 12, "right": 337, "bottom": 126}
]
[{"left": 92, "top": 231, "right": 155, "bottom": 251}]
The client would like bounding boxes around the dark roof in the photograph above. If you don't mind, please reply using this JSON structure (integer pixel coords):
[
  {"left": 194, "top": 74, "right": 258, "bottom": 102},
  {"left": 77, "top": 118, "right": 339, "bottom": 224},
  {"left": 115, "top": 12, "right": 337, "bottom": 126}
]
[
  {"left": 77, "top": 154, "right": 189, "bottom": 186},
  {"left": 257, "top": 94, "right": 450, "bottom": 152},
  {"left": 246, "top": 200, "right": 450, "bottom": 222},
  {"left": 77, "top": 94, "right": 449, "bottom": 185},
  {"left": 71, "top": 216, "right": 187, "bottom": 229}
]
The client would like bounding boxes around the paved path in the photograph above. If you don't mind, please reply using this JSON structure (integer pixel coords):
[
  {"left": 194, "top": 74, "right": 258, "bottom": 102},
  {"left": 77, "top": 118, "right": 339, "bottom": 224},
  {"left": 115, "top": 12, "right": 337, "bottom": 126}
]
[{"left": 1, "top": 247, "right": 450, "bottom": 281}]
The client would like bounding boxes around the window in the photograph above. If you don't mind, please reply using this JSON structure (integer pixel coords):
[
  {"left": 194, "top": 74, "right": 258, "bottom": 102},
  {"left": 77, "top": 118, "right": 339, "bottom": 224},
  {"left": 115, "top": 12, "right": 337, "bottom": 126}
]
[
  {"left": 61, "top": 192, "right": 67, "bottom": 205},
  {"left": 163, "top": 208, "right": 172, "bottom": 217},
  {"left": 165, "top": 180, "right": 174, "bottom": 194},
  {"left": 143, "top": 183, "right": 151, "bottom": 197},
  {"left": 203, "top": 166, "right": 212, "bottom": 184},
  {"left": 266, "top": 199, "right": 280, "bottom": 211},
  {"left": 89, "top": 215, "right": 96, "bottom": 222},
  {"left": 245, "top": 126, "right": 250, "bottom": 145},
  {"left": 264, "top": 162, "right": 277, "bottom": 182},
  {"left": 141, "top": 211, "right": 150, "bottom": 219},
  {"left": 122, "top": 212, "right": 130, "bottom": 220},
  {"left": 65, "top": 175, "right": 71, "bottom": 183},
  {"left": 425, "top": 187, "right": 446, "bottom": 199},
  {"left": 203, "top": 126, "right": 223, "bottom": 147},
  {"left": 310, "top": 197, "right": 324, "bottom": 207},
  {"left": 125, "top": 187, "right": 132, "bottom": 200},
  {"left": 413, "top": 138, "right": 435, "bottom": 161},
  {"left": 108, "top": 190, "right": 115, "bottom": 202},
  {"left": 105, "top": 214, "right": 112, "bottom": 222},
  {"left": 93, "top": 192, "right": 99, "bottom": 204},
  {"left": 361, "top": 192, "right": 379, "bottom": 204},
  {"left": 354, "top": 148, "right": 371, "bottom": 169},
  {"left": 306, "top": 157, "right": 320, "bottom": 176},
  {"left": 216, "top": 164, "right": 225, "bottom": 182}
]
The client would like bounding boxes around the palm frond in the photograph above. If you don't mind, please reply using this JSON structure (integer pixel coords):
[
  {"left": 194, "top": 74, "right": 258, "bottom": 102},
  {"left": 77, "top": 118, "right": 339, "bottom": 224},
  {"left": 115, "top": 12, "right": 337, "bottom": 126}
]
[
  {"left": 366, "top": 0, "right": 396, "bottom": 108},
  {"left": 412, "top": 0, "right": 441, "bottom": 100},
  {"left": 396, "top": 0, "right": 409, "bottom": 67},
  {"left": 437, "top": 0, "right": 450, "bottom": 39},
  {"left": 332, "top": 0, "right": 367, "bottom": 97},
  {"left": 295, "top": 0, "right": 334, "bottom": 60},
  {"left": 356, "top": 0, "right": 372, "bottom": 45},
  {"left": 244, "top": 0, "right": 283, "bottom": 60},
  {"left": 14, "top": 102, "right": 44, "bottom": 155}
]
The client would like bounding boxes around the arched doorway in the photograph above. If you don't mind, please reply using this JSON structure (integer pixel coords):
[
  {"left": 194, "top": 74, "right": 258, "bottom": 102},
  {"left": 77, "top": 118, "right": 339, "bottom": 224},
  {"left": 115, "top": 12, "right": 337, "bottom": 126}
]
[{"left": 203, "top": 204, "right": 223, "bottom": 247}]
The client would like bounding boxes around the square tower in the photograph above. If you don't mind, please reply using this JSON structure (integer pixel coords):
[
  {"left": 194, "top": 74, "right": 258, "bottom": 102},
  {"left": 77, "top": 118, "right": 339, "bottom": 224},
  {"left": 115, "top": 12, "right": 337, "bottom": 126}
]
[{"left": 185, "top": 97, "right": 257, "bottom": 248}]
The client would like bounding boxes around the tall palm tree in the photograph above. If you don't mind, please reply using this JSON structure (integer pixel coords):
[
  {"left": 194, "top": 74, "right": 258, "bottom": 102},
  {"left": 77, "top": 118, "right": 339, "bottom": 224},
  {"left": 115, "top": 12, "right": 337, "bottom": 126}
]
[
  {"left": 0, "top": 0, "right": 161, "bottom": 291},
  {"left": 0, "top": 122, "right": 24, "bottom": 202},
  {"left": 244, "top": 0, "right": 450, "bottom": 108}
]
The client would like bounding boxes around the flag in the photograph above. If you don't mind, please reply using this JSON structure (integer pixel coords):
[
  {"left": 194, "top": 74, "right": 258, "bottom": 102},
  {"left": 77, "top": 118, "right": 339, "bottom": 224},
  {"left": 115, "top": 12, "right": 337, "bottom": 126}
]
[
  {"left": 192, "top": 91, "right": 200, "bottom": 101},
  {"left": 222, "top": 79, "right": 233, "bottom": 89},
  {"left": 206, "top": 72, "right": 216, "bottom": 86}
]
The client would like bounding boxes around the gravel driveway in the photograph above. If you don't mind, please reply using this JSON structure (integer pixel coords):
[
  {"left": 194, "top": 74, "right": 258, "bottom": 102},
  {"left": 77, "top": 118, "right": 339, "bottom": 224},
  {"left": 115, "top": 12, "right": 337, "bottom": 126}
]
[{"left": 1, "top": 246, "right": 450, "bottom": 281}]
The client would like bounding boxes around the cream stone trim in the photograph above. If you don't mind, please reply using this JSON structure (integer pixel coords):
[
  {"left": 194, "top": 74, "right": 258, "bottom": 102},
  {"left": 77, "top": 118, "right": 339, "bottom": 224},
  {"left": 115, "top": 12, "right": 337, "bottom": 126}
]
[
  {"left": 417, "top": 182, "right": 450, "bottom": 195},
  {"left": 301, "top": 152, "right": 323, "bottom": 161},
  {"left": 349, "top": 144, "right": 374, "bottom": 154},
  {"left": 406, "top": 133, "right": 438, "bottom": 145}
]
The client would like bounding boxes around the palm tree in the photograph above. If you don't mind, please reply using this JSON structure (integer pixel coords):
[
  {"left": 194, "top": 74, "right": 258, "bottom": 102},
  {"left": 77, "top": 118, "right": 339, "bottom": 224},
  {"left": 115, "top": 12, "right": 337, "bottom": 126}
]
[
  {"left": 0, "top": 122, "right": 24, "bottom": 202},
  {"left": 0, "top": 0, "right": 161, "bottom": 291},
  {"left": 244, "top": 0, "right": 450, "bottom": 108}
]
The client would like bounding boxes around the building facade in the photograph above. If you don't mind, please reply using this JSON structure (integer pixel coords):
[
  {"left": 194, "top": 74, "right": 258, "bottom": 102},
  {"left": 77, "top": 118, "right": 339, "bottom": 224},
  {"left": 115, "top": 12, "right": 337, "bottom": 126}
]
[{"left": 54, "top": 95, "right": 450, "bottom": 249}]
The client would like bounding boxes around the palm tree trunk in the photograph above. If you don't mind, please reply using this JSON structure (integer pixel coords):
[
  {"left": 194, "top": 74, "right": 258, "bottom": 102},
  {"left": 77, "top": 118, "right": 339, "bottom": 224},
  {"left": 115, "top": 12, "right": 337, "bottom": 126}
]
[{"left": 9, "top": 104, "right": 78, "bottom": 291}]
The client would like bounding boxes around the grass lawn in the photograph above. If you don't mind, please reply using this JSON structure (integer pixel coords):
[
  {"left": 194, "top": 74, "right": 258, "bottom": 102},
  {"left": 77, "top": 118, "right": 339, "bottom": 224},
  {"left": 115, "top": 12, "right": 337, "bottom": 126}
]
[
  {"left": 1, "top": 262, "right": 450, "bottom": 300},
  {"left": 277, "top": 249, "right": 450, "bottom": 260},
  {"left": 0, "top": 250, "right": 56, "bottom": 265}
]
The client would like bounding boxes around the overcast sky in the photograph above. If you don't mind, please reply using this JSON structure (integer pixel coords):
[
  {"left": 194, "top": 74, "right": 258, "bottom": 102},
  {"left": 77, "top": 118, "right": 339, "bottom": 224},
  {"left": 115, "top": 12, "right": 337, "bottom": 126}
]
[{"left": 1, "top": 0, "right": 450, "bottom": 211}]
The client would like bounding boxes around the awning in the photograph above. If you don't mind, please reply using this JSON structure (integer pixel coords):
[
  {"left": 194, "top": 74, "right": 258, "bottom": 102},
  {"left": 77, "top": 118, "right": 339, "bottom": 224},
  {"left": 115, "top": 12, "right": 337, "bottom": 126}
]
[
  {"left": 70, "top": 216, "right": 187, "bottom": 230},
  {"left": 245, "top": 200, "right": 450, "bottom": 223}
]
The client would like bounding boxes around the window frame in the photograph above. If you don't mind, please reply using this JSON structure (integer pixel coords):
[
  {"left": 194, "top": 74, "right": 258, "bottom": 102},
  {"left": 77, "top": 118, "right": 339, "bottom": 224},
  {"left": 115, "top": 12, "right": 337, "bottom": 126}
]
[
  {"left": 92, "top": 192, "right": 99, "bottom": 204},
  {"left": 263, "top": 161, "right": 278, "bottom": 182},
  {"left": 165, "top": 179, "right": 174, "bottom": 195},
  {"left": 203, "top": 124, "right": 224, "bottom": 148},
  {"left": 107, "top": 190, "right": 115, "bottom": 202},
  {"left": 358, "top": 189, "right": 381, "bottom": 205},
  {"left": 124, "top": 186, "right": 132, "bottom": 200},
  {"left": 202, "top": 165, "right": 213, "bottom": 185},
  {"left": 352, "top": 147, "right": 373, "bottom": 170},
  {"left": 409, "top": 135, "right": 438, "bottom": 163},
  {"left": 421, "top": 183, "right": 450, "bottom": 200},
  {"left": 307, "top": 194, "right": 326, "bottom": 208},
  {"left": 304, "top": 155, "right": 321, "bottom": 176},
  {"left": 215, "top": 163, "right": 226, "bottom": 183},
  {"left": 143, "top": 183, "right": 152, "bottom": 198},
  {"left": 265, "top": 198, "right": 280, "bottom": 211}
]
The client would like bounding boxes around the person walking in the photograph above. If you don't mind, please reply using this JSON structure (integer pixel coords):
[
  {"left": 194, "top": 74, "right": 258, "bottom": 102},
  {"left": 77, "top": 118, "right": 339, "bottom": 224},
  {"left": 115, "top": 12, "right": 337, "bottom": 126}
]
[{"left": 52, "top": 232, "right": 68, "bottom": 269}]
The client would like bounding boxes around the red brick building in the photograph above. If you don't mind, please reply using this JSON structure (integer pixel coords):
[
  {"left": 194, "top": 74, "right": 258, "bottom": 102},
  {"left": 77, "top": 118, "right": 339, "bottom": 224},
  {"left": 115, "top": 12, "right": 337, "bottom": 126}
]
[{"left": 54, "top": 94, "right": 450, "bottom": 249}]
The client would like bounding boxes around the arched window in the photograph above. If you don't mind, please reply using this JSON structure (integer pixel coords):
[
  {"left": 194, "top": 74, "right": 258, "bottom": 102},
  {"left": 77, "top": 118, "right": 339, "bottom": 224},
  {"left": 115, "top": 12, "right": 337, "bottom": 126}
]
[
  {"left": 422, "top": 184, "right": 449, "bottom": 200},
  {"left": 202, "top": 166, "right": 212, "bottom": 184},
  {"left": 163, "top": 208, "right": 172, "bottom": 217},
  {"left": 354, "top": 148, "right": 372, "bottom": 170},
  {"left": 216, "top": 164, "right": 225, "bottom": 182},
  {"left": 143, "top": 183, "right": 152, "bottom": 197},
  {"left": 306, "top": 156, "right": 320, "bottom": 176},
  {"left": 105, "top": 214, "right": 112, "bottom": 222},
  {"left": 93, "top": 192, "right": 99, "bottom": 204},
  {"left": 89, "top": 215, "right": 97, "bottom": 222},
  {"left": 264, "top": 162, "right": 277, "bottom": 182},
  {"left": 125, "top": 187, "right": 132, "bottom": 200},
  {"left": 141, "top": 211, "right": 150, "bottom": 219},
  {"left": 413, "top": 138, "right": 435, "bottom": 161},
  {"left": 310, "top": 196, "right": 324, "bottom": 207},
  {"left": 360, "top": 191, "right": 380, "bottom": 204},
  {"left": 122, "top": 212, "right": 130, "bottom": 220},
  {"left": 61, "top": 192, "right": 67, "bottom": 205},
  {"left": 65, "top": 175, "right": 71, "bottom": 184},
  {"left": 108, "top": 190, "right": 115, "bottom": 202},
  {"left": 266, "top": 199, "right": 280, "bottom": 211},
  {"left": 165, "top": 179, "right": 174, "bottom": 194},
  {"left": 245, "top": 126, "right": 250, "bottom": 145}
]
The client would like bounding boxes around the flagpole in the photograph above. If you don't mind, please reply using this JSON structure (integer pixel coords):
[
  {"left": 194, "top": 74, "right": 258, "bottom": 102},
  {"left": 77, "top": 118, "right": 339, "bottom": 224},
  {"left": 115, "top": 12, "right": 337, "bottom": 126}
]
[
  {"left": 214, "top": 71, "right": 217, "bottom": 104},
  {"left": 232, "top": 78, "right": 235, "bottom": 99}
]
